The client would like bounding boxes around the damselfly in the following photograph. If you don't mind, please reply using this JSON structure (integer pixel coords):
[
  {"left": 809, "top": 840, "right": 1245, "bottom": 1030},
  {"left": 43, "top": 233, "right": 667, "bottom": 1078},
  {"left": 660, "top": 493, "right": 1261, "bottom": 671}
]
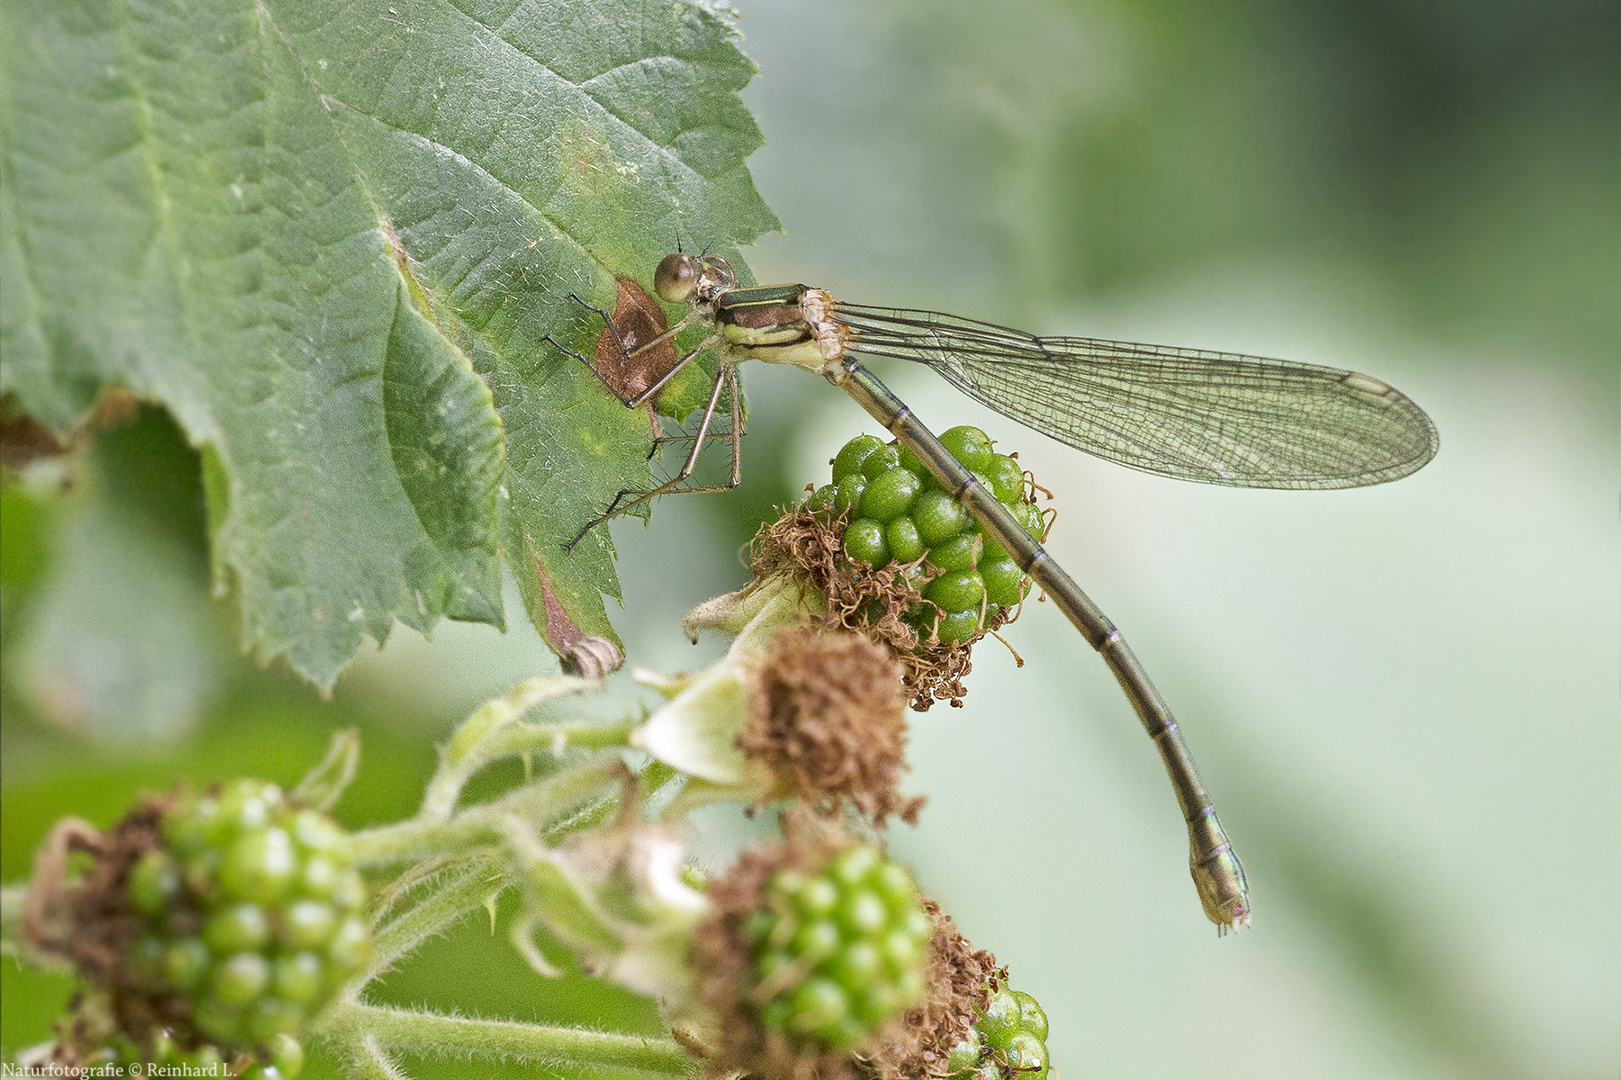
[{"left": 549, "top": 253, "right": 1439, "bottom": 929}]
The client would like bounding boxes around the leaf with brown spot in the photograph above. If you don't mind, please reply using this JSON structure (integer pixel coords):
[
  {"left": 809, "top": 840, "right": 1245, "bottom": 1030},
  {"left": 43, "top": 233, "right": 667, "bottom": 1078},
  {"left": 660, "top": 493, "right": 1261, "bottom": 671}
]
[{"left": 0, "top": 0, "right": 778, "bottom": 688}]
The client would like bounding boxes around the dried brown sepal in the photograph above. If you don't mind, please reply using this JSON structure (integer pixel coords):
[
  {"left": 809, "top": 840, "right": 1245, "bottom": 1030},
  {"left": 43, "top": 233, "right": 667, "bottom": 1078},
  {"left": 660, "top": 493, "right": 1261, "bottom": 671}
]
[
  {"left": 861, "top": 900, "right": 1002, "bottom": 1080},
  {"left": 24, "top": 794, "right": 206, "bottom": 1050},
  {"left": 739, "top": 627, "right": 925, "bottom": 826},
  {"left": 751, "top": 509, "right": 1015, "bottom": 711},
  {"left": 691, "top": 810, "right": 889, "bottom": 1080}
]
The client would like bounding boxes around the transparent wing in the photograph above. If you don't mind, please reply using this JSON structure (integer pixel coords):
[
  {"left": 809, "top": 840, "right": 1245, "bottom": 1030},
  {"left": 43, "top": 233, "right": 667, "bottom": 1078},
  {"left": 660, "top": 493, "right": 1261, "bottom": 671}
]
[{"left": 834, "top": 303, "right": 1439, "bottom": 489}]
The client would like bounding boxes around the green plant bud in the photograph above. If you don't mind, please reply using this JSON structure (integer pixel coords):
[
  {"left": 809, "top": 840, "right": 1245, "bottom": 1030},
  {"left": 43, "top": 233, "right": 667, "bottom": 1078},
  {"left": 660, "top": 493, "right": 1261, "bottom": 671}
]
[
  {"left": 795, "top": 876, "right": 840, "bottom": 918},
  {"left": 191, "top": 999, "right": 243, "bottom": 1043},
  {"left": 204, "top": 902, "right": 271, "bottom": 952},
  {"left": 788, "top": 977, "right": 851, "bottom": 1037},
  {"left": 979, "top": 529, "right": 1010, "bottom": 562},
  {"left": 859, "top": 444, "right": 903, "bottom": 480},
  {"left": 829, "top": 844, "right": 880, "bottom": 886},
  {"left": 214, "top": 780, "right": 280, "bottom": 837},
  {"left": 932, "top": 609, "right": 983, "bottom": 646},
  {"left": 290, "top": 809, "right": 344, "bottom": 853},
  {"left": 331, "top": 869, "right": 367, "bottom": 912},
  {"left": 837, "top": 891, "right": 889, "bottom": 938},
  {"left": 164, "top": 797, "right": 217, "bottom": 855},
  {"left": 829, "top": 940, "right": 883, "bottom": 990},
  {"left": 977, "top": 987, "right": 1022, "bottom": 1046},
  {"left": 1004, "top": 1031, "right": 1048, "bottom": 1078},
  {"left": 895, "top": 442, "right": 927, "bottom": 480},
  {"left": 926, "top": 570, "right": 985, "bottom": 613},
  {"left": 843, "top": 518, "right": 891, "bottom": 568},
  {"left": 880, "top": 926, "right": 925, "bottom": 976},
  {"left": 886, "top": 516, "right": 926, "bottom": 563},
  {"left": 299, "top": 854, "right": 338, "bottom": 897},
  {"left": 1014, "top": 989, "right": 1048, "bottom": 1041},
  {"left": 164, "top": 937, "right": 212, "bottom": 989},
  {"left": 281, "top": 900, "right": 338, "bottom": 949},
  {"left": 212, "top": 952, "right": 271, "bottom": 1005},
  {"left": 1013, "top": 499, "right": 1045, "bottom": 539},
  {"left": 220, "top": 827, "right": 297, "bottom": 902},
  {"left": 861, "top": 467, "right": 922, "bottom": 522},
  {"left": 833, "top": 435, "right": 887, "bottom": 483},
  {"left": 790, "top": 918, "right": 842, "bottom": 962},
  {"left": 834, "top": 473, "right": 869, "bottom": 514},
  {"left": 912, "top": 491, "right": 970, "bottom": 546},
  {"left": 129, "top": 851, "right": 181, "bottom": 915},
  {"left": 981, "top": 557, "right": 1029, "bottom": 608},
  {"left": 983, "top": 454, "right": 1026, "bottom": 503},
  {"left": 925, "top": 532, "right": 982, "bottom": 572},
  {"left": 270, "top": 1034, "right": 305, "bottom": 1079},
  {"left": 190, "top": 1045, "right": 225, "bottom": 1073},
  {"left": 748, "top": 846, "right": 930, "bottom": 1051},
  {"left": 938, "top": 426, "right": 994, "bottom": 472},
  {"left": 274, "top": 952, "right": 325, "bottom": 1004},
  {"left": 945, "top": 1037, "right": 981, "bottom": 1074},
  {"left": 872, "top": 862, "right": 917, "bottom": 911},
  {"left": 246, "top": 997, "right": 304, "bottom": 1041}
]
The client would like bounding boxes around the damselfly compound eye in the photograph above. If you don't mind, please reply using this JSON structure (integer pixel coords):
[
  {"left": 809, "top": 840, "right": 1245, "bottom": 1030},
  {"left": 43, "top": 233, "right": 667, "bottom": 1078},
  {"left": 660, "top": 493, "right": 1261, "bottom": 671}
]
[{"left": 654, "top": 252, "right": 701, "bottom": 303}]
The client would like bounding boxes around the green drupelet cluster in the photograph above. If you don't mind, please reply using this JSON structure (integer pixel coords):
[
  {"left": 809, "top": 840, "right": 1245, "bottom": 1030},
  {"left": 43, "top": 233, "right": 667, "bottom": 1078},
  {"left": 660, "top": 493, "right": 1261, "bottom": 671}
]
[
  {"left": 124, "top": 779, "right": 370, "bottom": 1064},
  {"left": 808, "top": 427, "right": 1044, "bottom": 645},
  {"left": 742, "top": 845, "right": 934, "bottom": 1050},
  {"left": 945, "top": 981, "right": 1051, "bottom": 1080}
]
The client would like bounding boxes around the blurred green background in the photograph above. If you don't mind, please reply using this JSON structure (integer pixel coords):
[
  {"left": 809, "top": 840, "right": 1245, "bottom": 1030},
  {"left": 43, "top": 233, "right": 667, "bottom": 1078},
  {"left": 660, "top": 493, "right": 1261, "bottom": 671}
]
[{"left": 3, "top": 2, "right": 1615, "bottom": 1079}]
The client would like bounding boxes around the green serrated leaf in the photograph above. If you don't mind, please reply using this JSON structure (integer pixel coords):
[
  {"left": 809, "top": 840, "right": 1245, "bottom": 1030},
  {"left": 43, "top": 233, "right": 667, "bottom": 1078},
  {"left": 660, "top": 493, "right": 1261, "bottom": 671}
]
[{"left": 0, "top": 0, "right": 778, "bottom": 688}]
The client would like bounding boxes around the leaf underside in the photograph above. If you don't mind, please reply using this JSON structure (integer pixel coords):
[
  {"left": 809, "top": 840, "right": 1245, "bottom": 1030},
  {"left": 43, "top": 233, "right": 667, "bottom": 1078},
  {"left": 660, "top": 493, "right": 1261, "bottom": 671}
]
[{"left": 0, "top": 0, "right": 779, "bottom": 689}]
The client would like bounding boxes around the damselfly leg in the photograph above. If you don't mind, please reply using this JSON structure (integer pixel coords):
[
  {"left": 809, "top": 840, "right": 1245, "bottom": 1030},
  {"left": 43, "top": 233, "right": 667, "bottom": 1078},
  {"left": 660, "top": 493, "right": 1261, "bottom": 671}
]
[{"left": 546, "top": 289, "right": 745, "bottom": 549}]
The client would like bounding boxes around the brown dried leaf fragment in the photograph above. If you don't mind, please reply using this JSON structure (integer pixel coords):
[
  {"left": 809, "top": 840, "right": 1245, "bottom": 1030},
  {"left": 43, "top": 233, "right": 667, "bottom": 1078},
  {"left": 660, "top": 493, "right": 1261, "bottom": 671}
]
[
  {"left": 1, "top": 388, "right": 140, "bottom": 473},
  {"left": 596, "top": 278, "right": 678, "bottom": 406},
  {"left": 862, "top": 899, "right": 1002, "bottom": 1080},
  {"left": 530, "top": 548, "right": 625, "bottom": 676}
]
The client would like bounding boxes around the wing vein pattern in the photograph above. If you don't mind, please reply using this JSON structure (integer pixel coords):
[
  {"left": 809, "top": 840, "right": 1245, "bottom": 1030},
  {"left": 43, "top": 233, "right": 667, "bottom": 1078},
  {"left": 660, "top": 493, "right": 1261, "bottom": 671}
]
[{"left": 834, "top": 303, "right": 1439, "bottom": 489}]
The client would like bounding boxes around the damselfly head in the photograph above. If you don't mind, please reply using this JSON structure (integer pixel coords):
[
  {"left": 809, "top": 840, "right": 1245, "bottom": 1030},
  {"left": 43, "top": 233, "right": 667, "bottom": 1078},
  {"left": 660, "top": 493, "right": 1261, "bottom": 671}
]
[{"left": 654, "top": 252, "right": 734, "bottom": 304}]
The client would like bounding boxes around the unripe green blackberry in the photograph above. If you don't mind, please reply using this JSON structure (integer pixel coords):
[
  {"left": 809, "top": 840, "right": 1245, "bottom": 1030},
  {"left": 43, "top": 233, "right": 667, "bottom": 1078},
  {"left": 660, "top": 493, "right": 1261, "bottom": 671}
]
[
  {"left": 696, "top": 816, "right": 935, "bottom": 1078},
  {"left": 817, "top": 427, "right": 1041, "bottom": 647},
  {"left": 749, "top": 845, "right": 931, "bottom": 1049},
  {"left": 943, "top": 983, "right": 1051, "bottom": 1080},
  {"left": 114, "top": 781, "right": 370, "bottom": 1052}
]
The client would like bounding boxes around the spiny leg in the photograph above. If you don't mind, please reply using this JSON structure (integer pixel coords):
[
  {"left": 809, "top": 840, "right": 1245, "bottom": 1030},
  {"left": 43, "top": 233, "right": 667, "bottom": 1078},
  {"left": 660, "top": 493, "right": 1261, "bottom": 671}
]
[
  {"left": 651, "top": 369, "right": 748, "bottom": 456},
  {"left": 566, "top": 365, "right": 745, "bottom": 550}
]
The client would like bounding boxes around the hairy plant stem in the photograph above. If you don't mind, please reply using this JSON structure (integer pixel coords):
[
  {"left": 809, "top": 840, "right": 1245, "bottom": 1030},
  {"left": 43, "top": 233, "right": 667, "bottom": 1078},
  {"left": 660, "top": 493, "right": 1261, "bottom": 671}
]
[
  {"left": 315, "top": 1001, "right": 695, "bottom": 1078},
  {"left": 366, "top": 854, "right": 507, "bottom": 978},
  {"left": 419, "top": 676, "right": 632, "bottom": 823},
  {"left": 348, "top": 761, "right": 622, "bottom": 868}
]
